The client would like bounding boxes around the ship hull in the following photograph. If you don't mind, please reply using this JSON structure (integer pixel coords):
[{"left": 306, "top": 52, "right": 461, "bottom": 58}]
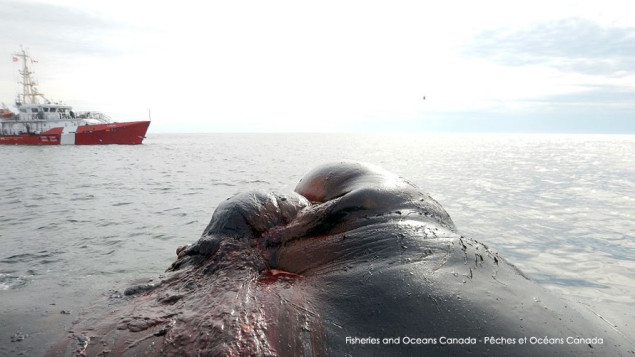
[{"left": 0, "top": 121, "right": 150, "bottom": 145}]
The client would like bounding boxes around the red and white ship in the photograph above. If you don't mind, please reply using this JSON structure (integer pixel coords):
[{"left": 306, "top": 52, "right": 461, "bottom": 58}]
[{"left": 1, "top": 48, "right": 150, "bottom": 145}]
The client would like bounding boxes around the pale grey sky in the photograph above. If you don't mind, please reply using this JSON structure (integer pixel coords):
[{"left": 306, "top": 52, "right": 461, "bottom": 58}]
[{"left": 1, "top": 0, "right": 634, "bottom": 133}]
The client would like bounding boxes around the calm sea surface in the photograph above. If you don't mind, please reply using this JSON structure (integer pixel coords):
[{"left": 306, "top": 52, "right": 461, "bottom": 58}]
[{"left": 1, "top": 133, "right": 634, "bottom": 355}]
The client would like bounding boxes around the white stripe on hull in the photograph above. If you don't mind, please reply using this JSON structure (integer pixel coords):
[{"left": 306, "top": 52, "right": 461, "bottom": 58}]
[{"left": 60, "top": 126, "right": 76, "bottom": 145}]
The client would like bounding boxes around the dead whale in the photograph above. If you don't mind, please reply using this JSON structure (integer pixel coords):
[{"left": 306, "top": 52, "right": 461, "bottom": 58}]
[{"left": 47, "top": 162, "right": 633, "bottom": 356}]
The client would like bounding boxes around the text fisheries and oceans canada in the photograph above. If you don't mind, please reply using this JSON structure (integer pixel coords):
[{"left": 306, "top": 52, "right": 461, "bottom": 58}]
[{"left": 345, "top": 336, "right": 605, "bottom": 346}]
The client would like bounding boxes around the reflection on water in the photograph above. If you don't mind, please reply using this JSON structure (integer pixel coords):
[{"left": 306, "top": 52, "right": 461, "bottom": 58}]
[{"left": 1, "top": 133, "right": 634, "bottom": 355}]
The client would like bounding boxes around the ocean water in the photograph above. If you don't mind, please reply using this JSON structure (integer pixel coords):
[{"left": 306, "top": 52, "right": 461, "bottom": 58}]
[{"left": 1, "top": 133, "right": 634, "bottom": 355}]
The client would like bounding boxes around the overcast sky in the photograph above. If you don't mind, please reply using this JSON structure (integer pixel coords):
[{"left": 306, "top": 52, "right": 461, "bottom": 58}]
[{"left": 1, "top": 0, "right": 634, "bottom": 133}]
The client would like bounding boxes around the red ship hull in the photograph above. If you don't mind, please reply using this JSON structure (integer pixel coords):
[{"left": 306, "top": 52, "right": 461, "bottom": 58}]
[{"left": 0, "top": 121, "right": 150, "bottom": 145}]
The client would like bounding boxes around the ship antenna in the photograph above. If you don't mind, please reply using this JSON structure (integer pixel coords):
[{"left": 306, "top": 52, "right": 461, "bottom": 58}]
[{"left": 13, "top": 47, "right": 50, "bottom": 105}]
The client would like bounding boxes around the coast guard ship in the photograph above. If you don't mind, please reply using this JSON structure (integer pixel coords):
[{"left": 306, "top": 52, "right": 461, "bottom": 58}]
[{"left": 1, "top": 48, "right": 150, "bottom": 145}]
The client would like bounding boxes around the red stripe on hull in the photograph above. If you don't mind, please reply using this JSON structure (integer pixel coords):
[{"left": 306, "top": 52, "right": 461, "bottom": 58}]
[
  {"left": 75, "top": 121, "right": 150, "bottom": 145},
  {"left": 0, "top": 133, "right": 60, "bottom": 145},
  {"left": 0, "top": 121, "right": 149, "bottom": 145}
]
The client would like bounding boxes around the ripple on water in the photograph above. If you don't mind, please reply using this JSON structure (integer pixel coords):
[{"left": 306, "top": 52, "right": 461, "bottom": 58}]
[
  {"left": 97, "top": 221, "right": 119, "bottom": 228},
  {"left": 112, "top": 202, "right": 133, "bottom": 207},
  {"left": 70, "top": 194, "right": 96, "bottom": 201},
  {"left": 531, "top": 273, "right": 610, "bottom": 289},
  {"left": 0, "top": 273, "right": 29, "bottom": 290},
  {"left": 1, "top": 251, "right": 56, "bottom": 264}
]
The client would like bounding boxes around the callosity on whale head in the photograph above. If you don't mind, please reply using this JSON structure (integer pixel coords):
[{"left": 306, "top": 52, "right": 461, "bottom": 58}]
[{"left": 47, "top": 162, "right": 633, "bottom": 356}]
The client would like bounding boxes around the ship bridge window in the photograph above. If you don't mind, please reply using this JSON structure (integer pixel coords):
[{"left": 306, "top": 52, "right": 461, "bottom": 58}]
[
  {"left": 31, "top": 108, "right": 39, "bottom": 113},
  {"left": 50, "top": 108, "right": 57, "bottom": 112},
  {"left": 59, "top": 108, "right": 66, "bottom": 113},
  {"left": 20, "top": 108, "right": 26, "bottom": 113},
  {"left": 44, "top": 107, "right": 49, "bottom": 112}
]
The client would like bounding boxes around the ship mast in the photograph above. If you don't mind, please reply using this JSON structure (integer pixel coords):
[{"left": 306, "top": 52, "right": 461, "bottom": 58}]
[{"left": 13, "top": 47, "right": 49, "bottom": 106}]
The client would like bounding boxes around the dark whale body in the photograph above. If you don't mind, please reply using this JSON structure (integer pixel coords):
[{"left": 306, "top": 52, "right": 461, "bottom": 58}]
[{"left": 48, "top": 162, "right": 632, "bottom": 356}]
